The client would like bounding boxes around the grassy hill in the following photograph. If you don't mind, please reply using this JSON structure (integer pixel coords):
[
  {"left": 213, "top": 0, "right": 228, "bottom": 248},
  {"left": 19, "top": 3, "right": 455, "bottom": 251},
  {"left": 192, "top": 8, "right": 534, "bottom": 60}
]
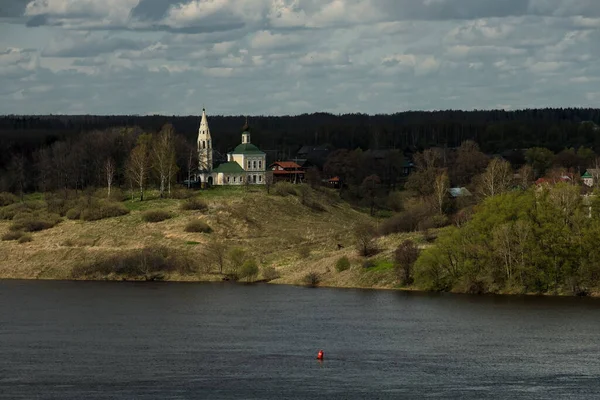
[{"left": 0, "top": 185, "right": 422, "bottom": 289}]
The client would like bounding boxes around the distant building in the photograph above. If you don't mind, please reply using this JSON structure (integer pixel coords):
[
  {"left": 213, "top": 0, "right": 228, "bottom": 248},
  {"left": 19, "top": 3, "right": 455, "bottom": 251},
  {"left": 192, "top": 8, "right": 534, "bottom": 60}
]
[
  {"left": 196, "top": 109, "right": 267, "bottom": 186},
  {"left": 270, "top": 161, "right": 304, "bottom": 183},
  {"left": 582, "top": 169, "right": 600, "bottom": 187}
]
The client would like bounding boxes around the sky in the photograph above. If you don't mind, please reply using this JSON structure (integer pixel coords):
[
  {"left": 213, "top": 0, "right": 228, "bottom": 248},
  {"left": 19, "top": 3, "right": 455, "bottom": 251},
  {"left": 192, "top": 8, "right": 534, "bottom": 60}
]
[{"left": 0, "top": 0, "right": 599, "bottom": 116}]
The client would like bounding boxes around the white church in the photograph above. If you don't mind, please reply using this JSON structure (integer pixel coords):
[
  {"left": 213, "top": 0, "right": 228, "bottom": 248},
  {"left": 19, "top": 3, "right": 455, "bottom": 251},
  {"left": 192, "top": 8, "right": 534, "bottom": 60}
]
[{"left": 196, "top": 108, "right": 267, "bottom": 186}]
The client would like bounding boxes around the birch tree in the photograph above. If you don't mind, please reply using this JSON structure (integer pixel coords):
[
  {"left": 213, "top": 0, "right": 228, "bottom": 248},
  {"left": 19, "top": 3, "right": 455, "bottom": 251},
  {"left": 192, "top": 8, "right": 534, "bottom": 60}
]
[
  {"left": 433, "top": 170, "right": 449, "bottom": 215},
  {"left": 152, "top": 125, "right": 177, "bottom": 198},
  {"left": 103, "top": 158, "right": 116, "bottom": 198},
  {"left": 476, "top": 158, "right": 513, "bottom": 198},
  {"left": 127, "top": 135, "right": 151, "bottom": 201}
]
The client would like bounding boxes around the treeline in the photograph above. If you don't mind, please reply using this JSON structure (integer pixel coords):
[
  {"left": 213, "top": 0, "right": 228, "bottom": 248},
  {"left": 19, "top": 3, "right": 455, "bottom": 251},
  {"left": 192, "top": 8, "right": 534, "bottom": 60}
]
[
  {"left": 1, "top": 108, "right": 600, "bottom": 171},
  {"left": 0, "top": 124, "right": 197, "bottom": 199}
]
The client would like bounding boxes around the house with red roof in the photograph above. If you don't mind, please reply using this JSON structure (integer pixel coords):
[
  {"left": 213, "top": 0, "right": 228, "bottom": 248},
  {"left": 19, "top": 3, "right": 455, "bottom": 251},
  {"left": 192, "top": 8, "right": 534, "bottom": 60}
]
[{"left": 269, "top": 161, "right": 305, "bottom": 183}]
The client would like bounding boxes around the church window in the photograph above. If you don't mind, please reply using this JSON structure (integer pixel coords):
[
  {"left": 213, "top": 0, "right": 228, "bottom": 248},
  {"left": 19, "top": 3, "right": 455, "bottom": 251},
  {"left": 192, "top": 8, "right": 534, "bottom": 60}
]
[
  {"left": 247, "top": 160, "right": 251, "bottom": 169},
  {"left": 259, "top": 175, "right": 262, "bottom": 182},
  {"left": 253, "top": 161, "right": 257, "bottom": 169},
  {"left": 202, "top": 141, "right": 206, "bottom": 149},
  {"left": 258, "top": 160, "right": 262, "bottom": 169},
  {"left": 227, "top": 176, "right": 230, "bottom": 183},
  {"left": 233, "top": 177, "right": 236, "bottom": 183}
]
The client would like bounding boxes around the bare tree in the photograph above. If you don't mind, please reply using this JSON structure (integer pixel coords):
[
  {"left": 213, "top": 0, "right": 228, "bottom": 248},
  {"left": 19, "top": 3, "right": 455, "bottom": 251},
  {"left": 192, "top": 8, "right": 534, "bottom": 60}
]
[
  {"left": 152, "top": 125, "right": 177, "bottom": 198},
  {"left": 103, "top": 158, "right": 116, "bottom": 198},
  {"left": 354, "top": 221, "right": 378, "bottom": 257},
  {"left": 264, "top": 171, "right": 274, "bottom": 194},
  {"left": 186, "top": 145, "right": 198, "bottom": 189},
  {"left": 433, "top": 170, "right": 449, "bottom": 214},
  {"left": 8, "top": 154, "right": 26, "bottom": 201},
  {"left": 394, "top": 240, "right": 419, "bottom": 285},
  {"left": 476, "top": 158, "right": 513, "bottom": 198},
  {"left": 127, "top": 135, "right": 151, "bottom": 201},
  {"left": 517, "top": 164, "right": 534, "bottom": 189},
  {"left": 205, "top": 239, "right": 227, "bottom": 273}
]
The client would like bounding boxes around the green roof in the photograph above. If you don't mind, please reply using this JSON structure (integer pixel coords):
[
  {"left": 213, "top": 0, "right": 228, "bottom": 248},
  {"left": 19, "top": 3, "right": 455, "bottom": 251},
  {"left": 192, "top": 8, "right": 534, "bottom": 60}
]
[
  {"left": 213, "top": 161, "right": 244, "bottom": 173},
  {"left": 230, "top": 142, "right": 265, "bottom": 155}
]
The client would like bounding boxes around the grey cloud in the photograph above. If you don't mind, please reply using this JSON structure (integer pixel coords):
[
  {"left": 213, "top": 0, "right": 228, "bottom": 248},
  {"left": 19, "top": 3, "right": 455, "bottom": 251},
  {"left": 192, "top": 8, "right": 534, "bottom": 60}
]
[
  {"left": 0, "top": 0, "right": 28, "bottom": 18},
  {"left": 42, "top": 36, "right": 150, "bottom": 57}
]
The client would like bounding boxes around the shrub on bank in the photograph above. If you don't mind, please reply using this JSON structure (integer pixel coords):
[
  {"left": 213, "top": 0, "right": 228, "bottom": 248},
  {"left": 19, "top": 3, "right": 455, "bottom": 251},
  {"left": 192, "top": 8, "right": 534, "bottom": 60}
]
[
  {"left": 303, "top": 272, "right": 320, "bottom": 287},
  {"left": 239, "top": 259, "right": 259, "bottom": 282},
  {"left": 180, "top": 197, "right": 208, "bottom": 211},
  {"left": 335, "top": 256, "right": 351, "bottom": 272},
  {"left": 0, "top": 192, "right": 17, "bottom": 207},
  {"left": 18, "top": 234, "right": 33, "bottom": 243},
  {"left": 9, "top": 211, "right": 61, "bottom": 232},
  {"left": 184, "top": 219, "right": 212, "bottom": 233},
  {"left": 0, "top": 201, "right": 45, "bottom": 220},
  {"left": 71, "top": 246, "right": 197, "bottom": 279},
  {"left": 80, "top": 201, "right": 129, "bottom": 221},
  {"left": 262, "top": 266, "right": 280, "bottom": 281},
  {"left": 2, "top": 231, "right": 24, "bottom": 241},
  {"left": 142, "top": 210, "right": 172, "bottom": 223},
  {"left": 273, "top": 182, "right": 297, "bottom": 197}
]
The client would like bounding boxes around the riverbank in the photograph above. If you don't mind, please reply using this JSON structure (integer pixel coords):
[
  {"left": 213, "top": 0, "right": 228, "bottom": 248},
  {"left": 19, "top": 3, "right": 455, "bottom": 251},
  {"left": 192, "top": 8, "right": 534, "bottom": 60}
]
[{"left": 0, "top": 186, "right": 422, "bottom": 289}]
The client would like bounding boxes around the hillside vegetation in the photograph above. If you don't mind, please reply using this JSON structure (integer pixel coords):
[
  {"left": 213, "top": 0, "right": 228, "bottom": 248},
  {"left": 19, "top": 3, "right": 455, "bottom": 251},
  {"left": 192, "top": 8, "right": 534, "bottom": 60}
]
[{"left": 0, "top": 185, "right": 420, "bottom": 288}]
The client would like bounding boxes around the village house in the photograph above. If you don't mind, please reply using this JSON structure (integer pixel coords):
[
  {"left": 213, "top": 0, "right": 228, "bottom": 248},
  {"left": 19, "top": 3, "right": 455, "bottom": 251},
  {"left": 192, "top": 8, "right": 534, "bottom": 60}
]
[
  {"left": 269, "top": 161, "right": 304, "bottom": 183},
  {"left": 196, "top": 109, "right": 268, "bottom": 186}
]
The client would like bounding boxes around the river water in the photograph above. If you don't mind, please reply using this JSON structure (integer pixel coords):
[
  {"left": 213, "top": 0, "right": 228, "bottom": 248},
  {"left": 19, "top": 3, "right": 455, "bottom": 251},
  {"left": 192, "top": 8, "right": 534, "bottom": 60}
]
[{"left": 1, "top": 281, "right": 600, "bottom": 399}]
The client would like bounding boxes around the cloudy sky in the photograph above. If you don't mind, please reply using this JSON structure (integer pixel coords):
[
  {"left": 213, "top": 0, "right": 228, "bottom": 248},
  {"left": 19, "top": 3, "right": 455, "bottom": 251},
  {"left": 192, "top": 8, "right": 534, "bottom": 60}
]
[{"left": 1, "top": 0, "right": 599, "bottom": 115}]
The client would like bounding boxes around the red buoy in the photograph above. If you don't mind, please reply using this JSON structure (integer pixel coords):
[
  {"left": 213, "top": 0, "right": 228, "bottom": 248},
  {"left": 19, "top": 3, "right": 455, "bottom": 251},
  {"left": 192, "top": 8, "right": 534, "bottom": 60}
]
[{"left": 317, "top": 350, "right": 324, "bottom": 360}]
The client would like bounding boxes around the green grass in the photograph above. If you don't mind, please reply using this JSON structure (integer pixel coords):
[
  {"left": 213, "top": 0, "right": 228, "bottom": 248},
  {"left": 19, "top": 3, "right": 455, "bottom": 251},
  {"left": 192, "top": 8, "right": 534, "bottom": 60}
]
[{"left": 366, "top": 259, "right": 395, "bottom": 273}]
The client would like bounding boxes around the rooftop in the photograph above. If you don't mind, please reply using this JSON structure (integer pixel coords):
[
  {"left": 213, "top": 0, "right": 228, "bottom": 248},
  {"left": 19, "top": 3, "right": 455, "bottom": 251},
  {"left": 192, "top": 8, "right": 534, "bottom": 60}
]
[
  {"left": 229, "top": 143, "right": 265, "bottom": 155},
  {"left": 213, "top": 161, "right": 244, "bottom": 173}
]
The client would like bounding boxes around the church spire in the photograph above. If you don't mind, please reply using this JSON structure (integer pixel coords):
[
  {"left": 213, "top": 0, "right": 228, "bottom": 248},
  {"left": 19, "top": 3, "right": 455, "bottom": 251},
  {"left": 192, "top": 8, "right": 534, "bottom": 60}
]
[{"left": 197, "top": 107, "right": 212, "bottom": 172}]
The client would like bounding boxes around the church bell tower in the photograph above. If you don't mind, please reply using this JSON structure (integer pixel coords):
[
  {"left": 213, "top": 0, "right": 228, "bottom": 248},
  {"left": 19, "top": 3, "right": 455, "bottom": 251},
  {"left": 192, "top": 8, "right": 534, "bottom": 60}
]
[{"left": 197, "top": 108, "right": 213, "bottom": 172}]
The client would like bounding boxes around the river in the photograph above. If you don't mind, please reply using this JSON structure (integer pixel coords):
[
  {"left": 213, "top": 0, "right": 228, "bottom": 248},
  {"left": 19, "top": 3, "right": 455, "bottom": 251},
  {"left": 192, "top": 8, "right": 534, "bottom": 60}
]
[{"left": 1, "top": 280, "right": 600, "bottom": 399}]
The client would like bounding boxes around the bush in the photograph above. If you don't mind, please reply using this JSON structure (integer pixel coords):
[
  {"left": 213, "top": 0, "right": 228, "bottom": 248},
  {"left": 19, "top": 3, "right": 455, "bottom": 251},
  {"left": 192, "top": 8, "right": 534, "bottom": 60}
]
[
  {"left": 0, "top": 201, "right": 45, "bottom": 220},
  {"left": 362, "top": 259, "right": 376, "bottom": 269},
  {"left": 417, "top": 214, "right": 449, "bottom": 231},
  {"left": 185, "top": 219, "right": 212, "bottom": 233},
  {"left": 142, "top": 210, "right": 172, "bottom": 223},
  {"left": 273, "top": 182, "right": 297, "bottom": 197},
  {"left": 239, "top": 259, "right": 259, "bottom": 282},
  {"left": 80, "top": 201, "right": 129, "bottom": 221},
  {"left": 335, "top": 256, "right": 351, "bottom": 272},
  {"left": 66, "top": 208, "right": 81, "bottom": 220},
  {"left": 2, "top": 231, "right": 24, "bottom": 241},
  {"left": 379, "top": 212, "right": 417, "bottom": 235},
  {"left": 394, "top": 240, "right": 419, "bottom": 286},
  {"left": 93, "top": 187, "right": 128, "bottom": 202},
  {"left": 170, "top": 189, "right": 195, "bottom": 199},
  {"left": 262, "top": 266, "right": 280, "bottom": 281},
  {"left": 354, "top": 221, "right": 379, "bottom": 257},
  {"left": 180, "top": 197, "right": 208, "bottom": 211},
  {"left": 0, "top": 192, "right": 17, "bottom": 207},
  {"left": 71, "top": 246, "right": 197, "bottom": 279},
  {"left": 303, "top": 272, "right": 320, "bottom": 287},
  {"left": 18, "top": 234, "right": 33, "bottom": 243},
  {"left": 10, "top": 212, "right": 61, "bottom": 232}
]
